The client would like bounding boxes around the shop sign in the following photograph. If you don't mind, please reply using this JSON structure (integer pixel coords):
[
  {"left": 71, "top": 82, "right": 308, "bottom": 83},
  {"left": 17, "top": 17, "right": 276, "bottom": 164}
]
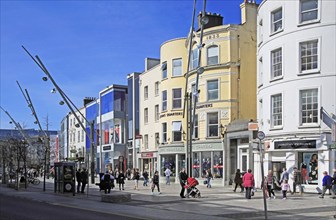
[
  {"left": 193, "top": 143, "right": 222, "bottom": 151},
  {"left": 141, "top": 152, "right": 153, "bottom": 158},
  {"left": 274, "top": 140, "right": 316, "bottom": 149},
  {"left": 160, "top": 111, "right": 183, "bottom": 118},
  {"left": 103, "top": 145, "right": 112, "bottom": 151},
  {"left": 159, "top": 146, "right": 185, "bottom": 154}
]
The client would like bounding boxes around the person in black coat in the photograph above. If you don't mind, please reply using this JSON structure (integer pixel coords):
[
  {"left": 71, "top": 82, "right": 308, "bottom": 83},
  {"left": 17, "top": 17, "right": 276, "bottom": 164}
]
[
  {"left": 118, "top": 170, "right": 125, "bottom": 190},
  {"left": 233, "top": 169, "right": 244, "bottom": 192},
  {"left": 101, "top": 171, "right": 114, "bottom": 194},
  {"left": 76, "top": 169, "right": 81, "bottom": 193},
  {"left": 151, "top": 171, "right": 160, "bottom": 194},
  {"left": 80, "top": 169, "right": 88, "bottom": 193},
  {"left": 179, "top": 168, "right": 188, "bottom": 198}
]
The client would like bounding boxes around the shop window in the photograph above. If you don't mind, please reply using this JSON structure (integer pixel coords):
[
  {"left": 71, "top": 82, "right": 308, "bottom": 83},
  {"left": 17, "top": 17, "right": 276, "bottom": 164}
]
[
  {"left": 213, "top": 151, "right": 223, "bottom": 178},
  {"left": 193, "top": 152, "right": 200, "bottom": 178},
  {"left": 299, "top": 152, "right": 318, "bottom": 184},
  {"left": 161, "top": 155, "right": 175, "bottom": 177},
  {"left": 201, "top": 152, "right": 211, "bottom": 178}
]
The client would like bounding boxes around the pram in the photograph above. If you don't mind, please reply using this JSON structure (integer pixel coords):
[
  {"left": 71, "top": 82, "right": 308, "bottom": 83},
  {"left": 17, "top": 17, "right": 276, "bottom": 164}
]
[{"left": 184, "top": 177, "right": 201, "bottom": 198}]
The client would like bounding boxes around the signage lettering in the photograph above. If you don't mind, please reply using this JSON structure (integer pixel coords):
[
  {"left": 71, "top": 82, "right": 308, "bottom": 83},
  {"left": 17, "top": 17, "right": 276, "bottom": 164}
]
[{"left": 274, "top": 140, "right": 316, "bottom": 149}]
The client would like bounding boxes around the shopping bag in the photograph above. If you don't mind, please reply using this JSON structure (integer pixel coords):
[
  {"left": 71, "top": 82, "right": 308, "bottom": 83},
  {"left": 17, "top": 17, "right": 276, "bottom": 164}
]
[{"left": 203, "top": 180, "right": 208, "bottom": 185}]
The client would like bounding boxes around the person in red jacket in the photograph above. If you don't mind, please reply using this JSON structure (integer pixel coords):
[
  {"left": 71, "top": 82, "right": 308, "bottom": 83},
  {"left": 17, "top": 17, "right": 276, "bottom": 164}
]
[{"left": 242, "top": 169, "right": 255, "bottom": 199}]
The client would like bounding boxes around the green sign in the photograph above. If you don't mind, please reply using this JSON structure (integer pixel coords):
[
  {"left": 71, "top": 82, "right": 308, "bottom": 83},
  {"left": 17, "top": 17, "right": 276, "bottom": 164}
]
[{"left": 329, "top": 143, "right": 336, "bottom": 149}]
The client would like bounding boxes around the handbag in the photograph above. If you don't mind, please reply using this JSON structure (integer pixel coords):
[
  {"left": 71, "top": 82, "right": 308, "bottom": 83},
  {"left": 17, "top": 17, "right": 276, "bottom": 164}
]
[{"left": 203, "top": 180, "right": 208, "bottom": 185}]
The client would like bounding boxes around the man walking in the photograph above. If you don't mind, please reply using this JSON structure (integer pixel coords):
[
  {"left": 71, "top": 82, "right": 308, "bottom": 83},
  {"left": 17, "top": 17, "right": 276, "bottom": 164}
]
[
  {"left": 179, "top": 168, "right": 188, "bottom": 198},
  {"left": 165, "top": 167, "right": 171, "bottom": 185},
  {"left": 319, "top": 171, "right": 335, "bottom": 198},
  {"left": 80, "top": 168, "right": 88, "bottom": 193},
  {"left": 76, "top": 169, "right": 81, "bottom": 193}
]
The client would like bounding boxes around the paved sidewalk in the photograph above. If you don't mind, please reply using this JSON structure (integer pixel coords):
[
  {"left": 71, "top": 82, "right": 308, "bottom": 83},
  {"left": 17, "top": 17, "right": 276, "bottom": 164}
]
[{"left": 1, "top": 177, "right": 335, "bottom": 220}]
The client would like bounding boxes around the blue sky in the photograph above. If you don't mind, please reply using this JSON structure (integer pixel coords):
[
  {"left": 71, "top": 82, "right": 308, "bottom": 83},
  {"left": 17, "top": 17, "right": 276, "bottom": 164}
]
[{"left": 0, "top": 0, "right": 260, "bottom": 130}]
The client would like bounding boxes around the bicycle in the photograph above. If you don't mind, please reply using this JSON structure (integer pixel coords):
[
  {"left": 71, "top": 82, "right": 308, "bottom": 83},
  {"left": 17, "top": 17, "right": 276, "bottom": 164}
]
[{"left": 27, "top": 177, "right": 40, "bottom": 185}]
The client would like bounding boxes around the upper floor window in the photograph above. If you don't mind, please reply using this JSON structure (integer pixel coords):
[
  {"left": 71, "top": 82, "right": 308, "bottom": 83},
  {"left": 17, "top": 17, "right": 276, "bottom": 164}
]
[
  {"left": 191, "top": 48, "right": 199, "bottom": 70},
  {"left": 300, "top": 0, "right": 318, "bottom": 23},
  {"left": 81, "top": 130, "right": 84, "bottom": 142},
  {"left": 300, "top": 40, "right": 318, "bottom": 72},
  {"left": 155, "top": 81, "right": 159, "bottom": 96},
  {"left": 258, "top": 19, "right": 263, "bottom": 45},
  {"left": 70, "top": 119, "right": 72, "bottom": 127},
  {"left": 144, "top": 86, "right": 148, "bottom": 100},
  {"left": 300, "top": 89, "right": 318, "bottom": 124},
  {"left": 172, "top": 88, "right": 182, "bottom": 109},
  {"left": 155, "top": 105, "right": 159, "bottom": 122},
  {"left": 155, "top": 132, "right": 159, "bottom": 148},
  {"left": 162, "top": 90, "right": 167, "bottom": 111},
  {"left": 144, "top": 134, "right": 148, "bottom": 150},
  {"left": 271, "top": 94, "right": 282, "bottom": 127},
  {"left": 77, "top": 131, "right": 80, "bottom": 143},
  {"left": 207, "top": 45, "right": 219, "bottom": 65},
  {"left": 271, "top": 48, "right": 282, "bottom": 79},
  {"left": 144, "top": 108, "right": 148, "bottom": 124},
  {"left": 258, "top": 57, "right": 263, "bottom": 86},
  {"left": 207, "top": 112, "right": 219, "bottom": 137},
  {"left": 207, "top": 79, "right": 219, "bottom": 101},
  {"left": 193, "top": 114, "right": 198, "bottom": 139},
  {"left": 172, "top": 58, "right": 182, "bottom": 77},
  {"left": 271, "top": 8, "right": 283, "bottom": 33},
  {"left": 191, "top": 84, "right": 198, "bottom": 104},
  {"left": 162, "top": 123, "right": 167, "bottom": 143},
  {"left": 161, "top": 62, "right": 167, "bottom": 79},
  {"left": 172, "top": 121, "right": 182, "bottom": 142}
]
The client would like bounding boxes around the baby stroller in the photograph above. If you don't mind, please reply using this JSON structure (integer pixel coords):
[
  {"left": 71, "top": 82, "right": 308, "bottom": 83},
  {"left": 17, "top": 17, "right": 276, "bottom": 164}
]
[{"left": 184, "top": 177, "right": 201, "bottom": 198}]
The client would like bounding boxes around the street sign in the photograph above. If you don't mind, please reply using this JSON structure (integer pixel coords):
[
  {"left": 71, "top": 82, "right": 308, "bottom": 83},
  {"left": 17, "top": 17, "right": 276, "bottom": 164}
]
[{"left": 257, "top": 131, "right": 265, "bottom": 140}]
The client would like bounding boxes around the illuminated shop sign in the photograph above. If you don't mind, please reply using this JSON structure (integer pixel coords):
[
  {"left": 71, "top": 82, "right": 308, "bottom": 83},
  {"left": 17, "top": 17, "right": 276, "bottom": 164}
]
[{"left": 274, "top": 140, "right": 316, "bottom": 149}]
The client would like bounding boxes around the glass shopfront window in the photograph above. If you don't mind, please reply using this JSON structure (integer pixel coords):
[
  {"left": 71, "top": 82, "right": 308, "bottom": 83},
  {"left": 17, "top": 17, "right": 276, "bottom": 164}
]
[
  {"left": 161, "top": 155, "right": 176, "bottom": 177},
  {"left": 201, "top": 152, "right": 211, "bottom": 177},
  {"left": 193, "top": 152, "right": 200, "bottom": 178},
  {"left": 213, "top": 151, "right": 223, "bottom": 178},
  {"left": 300, "top": 152, "right": 318, "bottom": 184}
]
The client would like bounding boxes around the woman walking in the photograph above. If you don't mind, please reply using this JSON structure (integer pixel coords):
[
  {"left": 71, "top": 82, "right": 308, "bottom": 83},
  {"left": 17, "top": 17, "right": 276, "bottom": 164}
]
[
  {"left": 267, "top": 170, "right": 276, "bottom": 199},
  {"left": 242, "top": 169, "right": 254, "bottom": 199},
  {"left": 233, "top": 169, "right": 244, "bottom": 192}
]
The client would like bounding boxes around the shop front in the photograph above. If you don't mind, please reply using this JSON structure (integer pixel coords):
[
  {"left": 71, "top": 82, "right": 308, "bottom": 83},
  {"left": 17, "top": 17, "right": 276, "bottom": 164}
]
[
  {"left": 158, "top": 145, "right": 185, "bottom": 183},
  {"left": 139, "top": 151, "right": 158, "bottom": 178}
]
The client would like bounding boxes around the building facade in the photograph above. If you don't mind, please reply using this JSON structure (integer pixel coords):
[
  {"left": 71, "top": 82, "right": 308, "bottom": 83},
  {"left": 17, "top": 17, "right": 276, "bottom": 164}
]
[{"left": 257, "top": 0, "right": 336, "bottom": 191}]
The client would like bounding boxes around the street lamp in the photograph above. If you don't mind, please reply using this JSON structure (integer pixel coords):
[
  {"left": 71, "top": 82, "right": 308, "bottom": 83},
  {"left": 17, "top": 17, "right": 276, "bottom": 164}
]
[{"left": 22, "top": 46, "right": 96, "bottom": 185}]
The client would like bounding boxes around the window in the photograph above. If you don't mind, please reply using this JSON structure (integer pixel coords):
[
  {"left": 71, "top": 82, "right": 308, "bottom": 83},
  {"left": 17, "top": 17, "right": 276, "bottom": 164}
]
[
  {"left": 191, "top": 84, "right": 198, "bottom": 104},
  {"left": 73, "top": 133, "right": 76, "bottom": 144},
  {"left": 155, "top": 105, "right": 159, "bottom": 122},
  {"left": 155, "top": 132, "right": 159, "bottom": 148},
  {"left": 144, "top": 108, "right": 148, "bottom": 124},
  {"left": 155, "top": 81, "right": 159, "bottom": 96},
  {"left": 271, "top": 94, "right": 282, "bottom": 127},
  {"left": 258, "top": 19, "right": 263, "bottom": 45},
  {"left": 144, "top": 135, "right": 148, "bottom": 150},
  {"left": 300, "top": 40, "right": 318, "bottom": 72},
  {"left": 81, "top": 130, "right": 84, "bottom": 142},
  {"left": 207, "top": 45, "right": 219, "bottom": 65},
  {"left": 207, "top": 112, "right": 219, "bottom": 137},
  {"left": 271, "top": 48, "right": 282, "bottom": 79},
  {"left": 193, "top": 114, "right": 198, "bottom": 139},
  {"left": 300, "top": 89, "right": 318, "bottom": 124},
  {"left": 162, "top": 62, "right": 167, "bottom": 79},
  {"left": 300, "top": 0, "right": 318, "bottom": 23},
  {"left": 144, "top": 86, "right": 148, "bottom": 100},
  {"left": 207, "top": 79, "right": 219, "bottom": 101},
  {"left": 271, "top": 8, "right": 283, "bottom": 33},
  {"left": 172, "top": 121, "right": 182, "bottom": 142},
  {"left": 77, "top": 131, "right": 80, "bottom": 143},
  {"left": 162, "top": 90, "right": 167, "bottom": 111},
  {"left": 172, "top": 88, "right": 182, "bottom": 109},
  {"left": 258, "top": 57, "right": 263, "bottom": 86},
  {"left": 259, "top": 99, "right": 263, "bottom": 127},
  {"left": 191, "top": 48, "right": 199, "bottom": 70},
  {"left": 70, "top": 119, "right": 72, "bottom": 127},
  {"left": 172, "top": 58, "right": 182, "bottom": 76},
  {"left": 162, "top": 123, "right": 167, "bottom": 143}
]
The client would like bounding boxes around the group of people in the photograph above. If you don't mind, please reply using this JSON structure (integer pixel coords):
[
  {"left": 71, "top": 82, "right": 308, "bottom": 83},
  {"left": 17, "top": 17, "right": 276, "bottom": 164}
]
[
  {"left": 75, "top": 168, "right": 88, "bottom": 193},
  {"left": 100, "top": 169, "right": 126, "bottom": 193}
]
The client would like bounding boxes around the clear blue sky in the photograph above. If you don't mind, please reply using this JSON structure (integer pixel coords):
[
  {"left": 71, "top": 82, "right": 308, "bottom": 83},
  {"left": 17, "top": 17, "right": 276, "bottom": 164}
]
[{"left": 0, "top": 0, "right": 260, "bottom": 130}]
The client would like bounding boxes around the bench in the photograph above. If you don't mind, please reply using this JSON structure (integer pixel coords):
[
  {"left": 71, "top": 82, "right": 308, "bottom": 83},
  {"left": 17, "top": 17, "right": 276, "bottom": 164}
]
[{"left": 101, "top": 192, "right": 131, "bottom": 203}]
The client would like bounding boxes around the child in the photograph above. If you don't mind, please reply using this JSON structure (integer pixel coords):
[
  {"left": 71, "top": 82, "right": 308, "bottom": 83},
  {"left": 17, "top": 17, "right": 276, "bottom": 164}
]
[{"left": 281, "top": 179, "right": 290, "bottom": 199}]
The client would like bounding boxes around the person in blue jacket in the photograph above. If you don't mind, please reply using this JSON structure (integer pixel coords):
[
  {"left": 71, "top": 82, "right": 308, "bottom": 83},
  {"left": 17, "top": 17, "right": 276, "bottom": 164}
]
[{"left": 319, "top": 171, "right": 335, "bottom": 198}]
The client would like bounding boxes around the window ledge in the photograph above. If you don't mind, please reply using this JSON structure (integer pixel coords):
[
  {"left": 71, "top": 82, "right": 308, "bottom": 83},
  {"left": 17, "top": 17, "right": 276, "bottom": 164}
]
[
  {"left": 258, "top": 41, "right": 263, "bottom": 48},
  {"left": 206, "top": 136, "right": 220, "bottom": 139},
  {"left": 270, "top": 76, "right": 283, "bottom": 83},
  {"left": 269, "top": 127, "right": 283, "bottom": 131},
  {"left": 269, "top": 29, "right": 284, "bottom": 37},
  {"left": 258, "top": 83, "right": 264, "bottom": 89},
  {"left": 171, "top": 75, "right": 183, "bottom": 78},
  {"left": 297, "top": 19, "right": 320, "bottom": 27},
  {"left": 298, "top": 125, "right": 320, "bottom": 129},
  {"left": 298, "top": 70, "right": 320, "bottom": 76}
]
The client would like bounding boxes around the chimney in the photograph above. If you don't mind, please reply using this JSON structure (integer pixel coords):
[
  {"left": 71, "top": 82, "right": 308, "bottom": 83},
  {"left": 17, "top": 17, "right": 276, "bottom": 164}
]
[
  {"left": 240, "top": 0, "right": 258, "bottom": 25},
  {"left": 197, "top": 12, "right": 223, "bottom": 30}
]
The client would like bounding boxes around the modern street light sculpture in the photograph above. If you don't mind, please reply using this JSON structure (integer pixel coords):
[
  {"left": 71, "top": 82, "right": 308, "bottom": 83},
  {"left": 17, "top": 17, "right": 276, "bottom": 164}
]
[
  {"left": 22, "top": 46, "right": 96, "bottom": 185},
  {"left": 16, "top": 80, "right": 50, "bottom": 191}
]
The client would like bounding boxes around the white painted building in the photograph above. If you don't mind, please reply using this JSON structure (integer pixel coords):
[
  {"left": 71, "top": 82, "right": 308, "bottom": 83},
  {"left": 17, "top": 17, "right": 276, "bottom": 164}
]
[{"left": 257, "top": 0, "right": 336, "bottom": 192}]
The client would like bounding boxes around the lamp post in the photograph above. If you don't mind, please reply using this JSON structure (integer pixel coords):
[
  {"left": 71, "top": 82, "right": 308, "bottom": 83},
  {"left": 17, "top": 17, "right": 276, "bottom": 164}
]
[{"left": 22, "top": 46, "right": 96, "bottom": 184}]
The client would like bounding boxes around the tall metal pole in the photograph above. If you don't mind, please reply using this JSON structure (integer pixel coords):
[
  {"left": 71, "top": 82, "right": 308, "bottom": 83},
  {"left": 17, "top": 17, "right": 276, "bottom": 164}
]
[
  {"left": 90, "top": 122, "right": 95, "bottom": 184},
  {"left": 259, "top": 138, "right": 268, "bottom": 220},
  {"left": 188, "top": 93, "right": 193, "bottom": 177}
]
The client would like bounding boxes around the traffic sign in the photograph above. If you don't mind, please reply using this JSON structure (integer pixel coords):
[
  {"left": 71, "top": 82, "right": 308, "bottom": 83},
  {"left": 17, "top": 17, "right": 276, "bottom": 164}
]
[{"left": 257, "top": 131, "right": 265, "bottom": 140}]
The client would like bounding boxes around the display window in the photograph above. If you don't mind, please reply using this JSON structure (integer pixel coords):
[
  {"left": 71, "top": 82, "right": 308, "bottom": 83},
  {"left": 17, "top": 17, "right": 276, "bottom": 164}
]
[
  {"left": 299, "top": 152, "right": 318, "bottom": 184},
  {"left": 161, "top": 155, "right": 175, "bottom": 177}
]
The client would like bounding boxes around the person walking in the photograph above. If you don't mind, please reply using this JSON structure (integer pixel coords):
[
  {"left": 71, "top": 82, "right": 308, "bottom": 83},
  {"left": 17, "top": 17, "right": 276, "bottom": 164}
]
[
  {"left": 280, "top": 167, "right": 289, "bottom": 183},
  {"left": 266, "top": 170, "right": 276, "bottom": 199},
  {"left": 332, "top": 169, "right": 336, "bottom": 199},
  {"left": 80, "top": 168, "right": 88, "bottom": 193},
  {"left": 242, "top": 169, "right": 254, "bottom": 199},
  {"left": 281, "top": 179, "right": 290, "bottom": 199},
  {"left": 292, "top": 167, "right": 301, "bottom": 194},
  {"left": 75, "top": 169, "right": 81, "bottom": 193},
  {"left": 101, "top": 171, "right": 114, "bottom": 194},
  {"left": 206, "top": 169, "right": 213, "bottom": 188},
  {"left": 133, "top": 168, "right": 140, "bottom": 190},
  {"left": 118, "top": 170, "right": 125, "bottom": 190},
  {"left": 179, "top": 168, "right": 188, "bottom": 198},
  {"left": 143, "top": 170, "right": 149, "bottom": 186},
  {"left": 151, "top": 171, "right": 160, "bottom": 194},
  {"left": 233, "top": 169, "right": 244, "bottom": 192},
  {"left": 114, "top": 169, "right": 119, "bottom": 185},
  {"left": 319, "top": 171, "right": 335, "bottom": 198},
  {"left": 165, "top": 167, "right": 171, "bottom": 185}
]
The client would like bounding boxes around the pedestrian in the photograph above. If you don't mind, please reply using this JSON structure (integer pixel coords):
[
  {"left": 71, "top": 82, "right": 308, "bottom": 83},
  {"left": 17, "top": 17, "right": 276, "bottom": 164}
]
[
  {"left": 118, "top": 170, "right": 125, "bottom": 190},
  {"left": 292, "top": 167, "right": 301, "bottom": 194},
  {"left": 143, "top": 170, "right": 149, "bottom": 186},
  {"left": 151, "top": 170, "right": 160, "bottom": 194},
  {"left": 280, "top": 167, "right": 289, "bottom": 183},
  {"left": 76, "top": 169, "right": 81, "bottom": 193},
  {"left": 261, "top": 176, "right": 269, "bottom": 198},
  {"left": 266, "top": 170, "right": 276, "bottom": 199},
  {"left": 206, "top": 169, "right": 213, "bottom": 188},
  {"left": 101, "top": 171, "right": 114, "bottom": 194},
  {"left": 332, "top": 169, "right": 336, "bottom": 199},
  {"left": 281, "top": 179, "right": 290, "bottom": 199},
  {"left": 115, "top": 169, "right": 119, "bottom": 184},
  {"left": 319, "top": 171, "right": 335, "bottom": 198},
  {"left": 133, "top": 168, "right": 140, "bottom": 190},
  {"left": 242, "top": 168, "right": 254, "bottom": 199},
  {"left": 165, "top": 167, "right": 171, "bottom": 185},
  {"left": 179, "top": 168, "right": 188, "bottom": 198},
  {"left": 80, "top": 168, "right": 88, "bottom": 193},
  {"left": 233, "top": 169, "right": 244, "bottom": 192}
]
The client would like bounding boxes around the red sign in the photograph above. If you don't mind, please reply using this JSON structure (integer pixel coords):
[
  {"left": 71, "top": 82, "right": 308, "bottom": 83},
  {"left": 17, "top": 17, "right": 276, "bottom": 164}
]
[
  {"left": 135, "top": 134, "right": 142, "bottom": 139},
  {"left": 213, "top": 165, "right": 223, "bottom": 168},
  {"left": 192, "top": 165, "right": 200, "bottom": 168},
  {"left": 141, "top": 152, "right": 153, "bottom": 158}
]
